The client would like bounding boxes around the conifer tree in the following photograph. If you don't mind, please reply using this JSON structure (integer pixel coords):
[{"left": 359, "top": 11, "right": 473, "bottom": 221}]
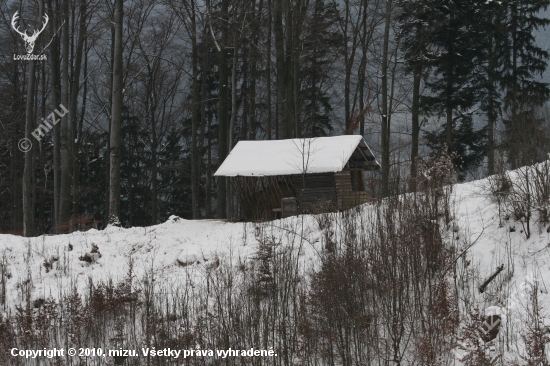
[
  {"left": 501, "top": 0, "right": 550, "bottom": 168},
  {"left": 398, "top": 0, "right": 431, "bottom": 187},
  {"left": 419, "top": 0, "right": 488, "bottom": 178},
  {"left": 478, "top": 0, "right": 508, "bottom": 175},
  {"left": 300, "top": 0, "right": 342, "bottom": 137}
]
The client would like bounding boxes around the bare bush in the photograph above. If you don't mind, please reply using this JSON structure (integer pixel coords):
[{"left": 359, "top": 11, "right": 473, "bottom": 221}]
[
  {"left": 0, "top": 172, "right": 485, "bottom": 366},
  {"left": 518, "top": 282, "right": 550, "bottom": 366},
  {"left": 488, "top": 159, "right": 550, "bottom": 239}
]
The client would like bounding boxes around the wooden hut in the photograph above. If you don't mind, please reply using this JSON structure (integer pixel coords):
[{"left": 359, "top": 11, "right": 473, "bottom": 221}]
[{"left": 214, "top": 135, "right": 381, "bottom": 220}]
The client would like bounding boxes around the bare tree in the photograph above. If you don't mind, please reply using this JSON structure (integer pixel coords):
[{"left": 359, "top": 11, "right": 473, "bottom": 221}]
[
  {"left": 22, "top": 3, "right": 46, "bottom": 236},
  {"left": 216, "top": 0, "right": 229, "bottom": 219},
  {"left": 380, "top": 0, "right": 392, "bottom": 198},
  {"left": 59, "top": 0, "right": 71, "bottom": 228},
  {"left": 69, "top": 0, "right": 90, "bottom": 228},
  {"left": 109, "top": 0, "right": 124, "bottom": 225}
]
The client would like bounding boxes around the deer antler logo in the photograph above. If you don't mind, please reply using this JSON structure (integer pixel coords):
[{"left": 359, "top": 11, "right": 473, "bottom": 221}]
[{"left": 11, "top": 11, "right": 49, "bottom": 54}]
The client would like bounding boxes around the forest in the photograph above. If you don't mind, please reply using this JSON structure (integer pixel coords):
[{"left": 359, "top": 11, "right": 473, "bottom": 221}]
[{"left": 1, "top": 0, "right": 550, "bottom": 235}]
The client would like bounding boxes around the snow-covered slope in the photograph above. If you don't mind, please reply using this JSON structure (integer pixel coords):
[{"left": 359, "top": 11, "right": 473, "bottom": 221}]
[
  {"left": 1, "top": 170, "right": 549, "bottom": 308},
  {"left": 0, "top": 214, "right": 325, "bottom": 312},
  {"left": 455, "top": 171, "right": 550, "bottom": 296},
  {"left": 2, "top": 167, "right": 550, "bottom": 362},
  {"left": 0, "top": 218, "right": 255, "bottom": 308}
]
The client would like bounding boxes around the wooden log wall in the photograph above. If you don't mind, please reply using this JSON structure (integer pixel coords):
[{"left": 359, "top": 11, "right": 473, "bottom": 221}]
[
  {"left": 231, "top": 176, "right": 294, "bottom": 220},
  {"left": 292, "top": 173, "right": 337, "bottom": 213},
  {"left": 334, "top": 171, "right": 369, "bottom": 211},
  {"left": 281, "top": 197, "right": 297, "bottom": 218},
  {"left": 231, "top": 169, "right": 372, "bottom": 221}
]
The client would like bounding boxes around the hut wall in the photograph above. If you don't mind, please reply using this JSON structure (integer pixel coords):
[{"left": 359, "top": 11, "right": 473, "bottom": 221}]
[
  {"left": 292, "top": 173, "right": 337, "bottom": 213},
  {"left": 232, "top": 170, "right": 371, "bottom": 221},
  {"left": 334, "top": 171, "right": 369, "bottom": 211},
  {"left": 232, "top": 176, "right": 294, "bottom": 220},
  {"left": 281, "top": 197, "right": 297, "bottom": 218}
]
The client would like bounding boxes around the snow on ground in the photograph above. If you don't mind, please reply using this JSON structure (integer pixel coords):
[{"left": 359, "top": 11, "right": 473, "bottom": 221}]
[
  {"left": 0, "top": 214, "right": 324, "bottom": 312},
  {"left": 455, "top": 170, "right": 550, "bottom": 297},
  {"left": 0, "top": 217, "right": 252, "bottom": 310},
  {"left": 2, "top": 165, "right": 550, "bottom": 361}
]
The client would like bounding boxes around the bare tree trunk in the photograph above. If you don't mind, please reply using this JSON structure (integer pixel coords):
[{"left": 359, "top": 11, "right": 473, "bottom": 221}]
[
  {"left": 38, "top": 64, "right": 47, "bottom": 233},
  {"left": 189, "top": 0, "right": 199, "bottom": 220},
  {"left": 380, "top": 0, "right": 392, "bottom": 198},
  {"left": 249, "top": 0, "right": 261, "bottom": 140},
  {"left": 61, "top": 9, "right": 71, "bottom": 221},
  {"left": 23, "top": 61, "right": 36, "bottom": 237},
  {"left": 190, "top": 63, "right": 199, "bottom": 220},
  {"left": 59, "top": 0, "right": 72, "bottom": 229},
  {"left": 109, "top": 0, "right": 124, "bottom": 224},
  {"left": 10, "top": 62, "right": 21, "bottom": 233},
  {"left": 199, "top": 31, "right": 209, "bottom": 216},
  {"left": 227, "top": 40, "right": 239, "bottom": 220},
  {"left": 69, "top": 0, "right": 88, "bottom": 225},
  {"left": 509, "top": 1, "right": 518, "bottom": 169},
  {"left": 445, "top": 79, "right": 453, "bottom": 150},
  {"left": 445, "top": 14, "right": 454, "bottom": 151},
  {"left": 292, "top": 2, "right": 301, "bottom": 138},
  {"left": 487, "top": 38, "right": 496, "bottom": 175},
  {"left": 249, "top": 65, "right": 257, "bottom": 140},
  {"left": 358, "top": 0, "right": 368, "bottom": 137},
  {"left": 342, "top": 0, "right": 354, "bottom": 132},
  {"left": 284, "top": 0, "right": 293, "bottom": 138},
  {"left": 274, "top": 0, "right": 286, "bottom": 139},
  {"left": 267, "top": 0, "right": 273, "bottom": 140},
  {"left": 206, "top": 113, "right": 213, "bottom": 218},
  {"left": 151, "top": 125, "right": 158, "bottom": 224},
  {"left": 487, "top": 103, "right": 495, "bottom": 175},
  {"left": 410, "top": 63, "right": 421, "bottom": 191},
  {"left": 9, "top": 62, "right": 22, "bottom": 233},
  {"left": 24, "top": 0, "right": 51, "bottom": 236},
  {"left": 104, "top": 21, "right": 114, "bottom": 228},
  {"left": 217, "top": 0, "right": 229, "bottom": 219},
  {"left": 47, "top": 0, "right": 61, "bottom": 233}
]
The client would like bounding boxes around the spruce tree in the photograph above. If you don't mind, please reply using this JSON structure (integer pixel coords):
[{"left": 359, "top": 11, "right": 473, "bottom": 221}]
[
  {"left": 501, "top": 0, "right": 550, "bottom": 168},
  {"left": 398, "top": 0, "right": 431, "bottom": 186},
  {"left": 419, "top": 0, "right": 488, "bottom": 178},
  {"left": 300, "top": 0, "right": 342, "bottom": 137},
  {"left": 477, "top": 0, "right": 508, "bottom": 175}
]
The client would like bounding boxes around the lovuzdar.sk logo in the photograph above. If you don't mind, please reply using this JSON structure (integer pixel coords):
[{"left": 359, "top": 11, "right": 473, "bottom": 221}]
[{"left": 11, "top": 10, "right": 48, "bottom": 61}]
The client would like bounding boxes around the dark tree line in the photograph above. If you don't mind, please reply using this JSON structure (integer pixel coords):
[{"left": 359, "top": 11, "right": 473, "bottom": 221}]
[{"left": 0, "top": 0, "right": 549, "bottom": 235}]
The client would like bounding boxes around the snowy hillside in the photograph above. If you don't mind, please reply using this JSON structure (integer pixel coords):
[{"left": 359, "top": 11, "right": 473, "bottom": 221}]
[
  {"left": 0, "top": 215, "right": 326, "bottom": 311},
  {"left": 2, "top": 168, "right": 548, "bottom": 309},
  {"left": 2, "top": 161, "right": 550, "bottom": 365}
]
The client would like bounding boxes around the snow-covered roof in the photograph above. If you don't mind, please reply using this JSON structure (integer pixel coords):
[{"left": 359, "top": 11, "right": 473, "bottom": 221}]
[{"left": 214, "top": 135, "right": 380, "bottom": 177}]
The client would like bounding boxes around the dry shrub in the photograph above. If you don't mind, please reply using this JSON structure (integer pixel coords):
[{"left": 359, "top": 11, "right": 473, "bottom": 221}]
[
  {"left": 0, "top": 179, "right": 473, "bottom": 366},
  {"left": 302, "top": 165, "right": 461, "bottom": 365},
  {"left": 0, "top": 252, "right": 9, "bottom": 306},
  {"left": 0, "top": 314, "right": 15, "bottom": 352},
  {"left": 518, "top": 282, "right": 550, "bottom": 366},
  {"left": 489, "top": 160, "right": 550, "bottom": 239}
]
